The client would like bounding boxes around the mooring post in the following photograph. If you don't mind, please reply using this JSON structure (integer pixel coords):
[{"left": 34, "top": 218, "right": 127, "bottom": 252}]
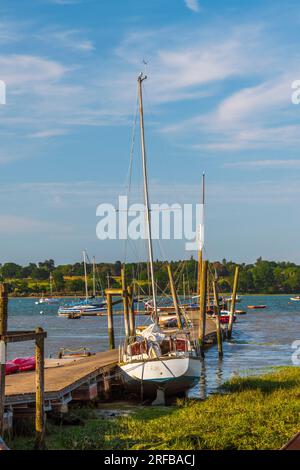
[
  {"left": 198, "top": 260, "right": 208, "bottom": 358},
  {"left": 128, "top": 285, "right": 135, "bottom": 342},
  {"left": 121, "top": 268, "right": 130, "bottom": 341},
  {"left": 228, "top": 266, "right": 240, "bottom": 339},
  {"left": 0, "top": 284, "right": 8, "bottom": 438},
  {"left": 106, "top": 293, "right": 115, "bottom": 350},
  {"left": 167, "top": 264, "right": 182, "bottom": 329},
  {"left": 35, "top": 327, "right": 45, "bottom": 450},
  {"left": 212, "top": 278, "right": 223, "bottom": 358}
]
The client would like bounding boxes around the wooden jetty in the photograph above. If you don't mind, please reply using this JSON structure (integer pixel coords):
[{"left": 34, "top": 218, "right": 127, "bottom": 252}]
[{"left": 5, "top": 350, "right": 119, "bottom": 408}]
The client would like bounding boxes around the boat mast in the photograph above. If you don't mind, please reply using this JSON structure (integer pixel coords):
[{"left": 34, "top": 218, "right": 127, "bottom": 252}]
[
  {"left": 49, "top": 273, "right": 53, "bottom": 297},
  {"left": 137, "top": 73, "right": 158, "bottom": 321},
  {"left": 92, "top": 256, "right": 96, "bottom": 297},
  {"left": 83, "top": 250, "right": 89, "bottom": 301},
  {"left": 197, "top": 173, "right": 205, "bottom": 299}
]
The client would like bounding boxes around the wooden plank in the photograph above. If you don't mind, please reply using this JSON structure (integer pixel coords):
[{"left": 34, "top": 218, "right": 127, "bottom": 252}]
[{"left": 1, "top": 331, "right": 47, "bottom": 343}]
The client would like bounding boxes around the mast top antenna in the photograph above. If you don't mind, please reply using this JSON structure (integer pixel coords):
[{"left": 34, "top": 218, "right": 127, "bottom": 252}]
[{"left": 138, "top": 72, "right": 147, "bottom": 82}]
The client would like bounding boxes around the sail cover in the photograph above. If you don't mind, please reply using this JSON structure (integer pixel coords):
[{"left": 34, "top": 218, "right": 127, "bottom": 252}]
[{"left": 139, "top": 322, "right": 165, "bottom": 343}]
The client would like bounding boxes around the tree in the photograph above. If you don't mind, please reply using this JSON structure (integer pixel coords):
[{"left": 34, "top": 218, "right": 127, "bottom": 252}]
[
  {"left": 52, "top": 271, "right": 65, "bottom": 292},
  {"left": 1, "top": 263, "right": 23, "bottom": 279},
  {"left": 114, "top": 261, "right": 122, "bottom": 276}
]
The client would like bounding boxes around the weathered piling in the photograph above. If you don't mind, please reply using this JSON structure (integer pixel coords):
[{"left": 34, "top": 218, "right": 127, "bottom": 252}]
[
  {"left": 167, "top": 264, "right": 182, "bottom": 329},
  {"left": 228, "top": 266, "right": 240, "bottom": 339},
  {"left": 212, "top": 279, "right": 223, "bottom": 358},
  {"left": 106, "top": 293, "right": 115, "bottom": 350},
  {"left": 198, "top": 260, "right": 208, "bottom": 357},
  {"left": 121, "top": 268, "right": 130, "bottom": 341},
  {"left": 127, "top": 285, "right": 135, "bottom": 341},
  {"left": 35, "top": 327, "right": 45, "bottom": 450},
  {"left": 0, "top": 284, "right": 8, "bottom": 438}
]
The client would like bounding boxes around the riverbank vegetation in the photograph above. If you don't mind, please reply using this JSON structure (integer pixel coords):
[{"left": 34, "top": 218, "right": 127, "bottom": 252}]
[
  {"left": 1, "top": 257, "right": 300, "bottom": 296},
  {"left": 10, "top": 367, "right": 300, "bottom": 450}
]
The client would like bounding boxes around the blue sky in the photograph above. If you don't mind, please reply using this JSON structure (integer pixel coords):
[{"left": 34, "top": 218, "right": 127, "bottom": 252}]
[{"left": 0, "top": 0, "right": 300, "bottom": 265}]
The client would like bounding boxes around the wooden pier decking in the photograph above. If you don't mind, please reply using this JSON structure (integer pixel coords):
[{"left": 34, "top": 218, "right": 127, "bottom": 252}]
[{"left": 5, "top": 350, "right": 119, "bottom": 407}]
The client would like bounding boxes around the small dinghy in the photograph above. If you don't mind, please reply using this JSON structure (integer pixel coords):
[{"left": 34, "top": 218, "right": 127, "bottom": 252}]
[
  {"left": 218, "top": 311, "right": 237, "bottom": 323},
  {"left": 5, "top": 357, "right": 36, "bottom": 375},
  {"left": 247, "top": 305, "right": 266, "bottom": 309},
  {"left": 290, "top": 296, "right": 300, "bottom": 301}
]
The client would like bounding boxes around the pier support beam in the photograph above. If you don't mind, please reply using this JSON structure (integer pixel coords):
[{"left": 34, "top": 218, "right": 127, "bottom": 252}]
[
  {"left": 121, "top": 268, "right": 130, "bottom": 342},
  {"left": 167, "top": 264, "right": 182, "bottom": 329},
  {"left": 228, "top": 266, "right": 240, "bottom": 339},
  {"left": 128, "top": 286, "right": 135, "bottom": 342},
  {"left": 212, "top": 279, "right": 223, "bottom": 358},
  {"left": 198, "top": 260, "right": 208, "bottom": 358},
  {"left": 106, "top": 293, "right": 115, "bottom": 350},
  {"left": 0, "top": 284, "right": 8, "bottom": 439},
  {"left": 35, "top": 327, "right": 45, "bottom": 450}
]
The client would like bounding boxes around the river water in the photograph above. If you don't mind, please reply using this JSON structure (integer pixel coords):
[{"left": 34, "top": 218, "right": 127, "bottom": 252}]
[{"left": 6, "top": 295, "right": 300, "bottom": 397}]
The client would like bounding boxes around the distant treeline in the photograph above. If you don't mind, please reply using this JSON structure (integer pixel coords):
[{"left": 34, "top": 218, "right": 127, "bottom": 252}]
[{"left": 1, "top": 257, "right": 300, "bottom": 295}]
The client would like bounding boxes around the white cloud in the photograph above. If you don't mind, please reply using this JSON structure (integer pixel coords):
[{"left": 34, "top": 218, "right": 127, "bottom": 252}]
[
  {"left": 0, "top": 55, "right": 67, "bottom": 87},
  {"left": 28, "top": 129, "right": 68, "bottom": 138},
  {"left": 224, "top": 159, "right": 300, "bottom": 169},
  {"left": 38, "top": 28, "right": 95, "bottom": 52},
  {"left": 0, "top": 215, "right": 71, "bottom": 234},
  {"left": 184, "top": 0, "right": 201, "bottom": 13}
]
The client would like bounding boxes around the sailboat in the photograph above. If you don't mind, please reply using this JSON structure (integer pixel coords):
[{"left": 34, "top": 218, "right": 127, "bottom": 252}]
[
  {"left": 119, "top": 73, "right": 201, "bottom": 401},
  {"left": 58, "top": 251, "right": 106, "bottom": 317},
  {"left": 35, "top": 273, "right": 59, "bottom": 305}
]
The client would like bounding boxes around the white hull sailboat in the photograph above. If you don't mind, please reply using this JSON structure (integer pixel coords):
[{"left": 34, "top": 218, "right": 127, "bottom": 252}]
[
  {"left": 118, "top": 73, "right": 201, "bottom": 401},
  {"left": 120, "top": 323, "right": 200, "bottom": 398}
]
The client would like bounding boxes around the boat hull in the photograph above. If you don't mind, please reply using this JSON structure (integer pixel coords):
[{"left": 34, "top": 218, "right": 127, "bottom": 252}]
[{"left": 119, "top": 356, "right": 200, "bottom": 397}]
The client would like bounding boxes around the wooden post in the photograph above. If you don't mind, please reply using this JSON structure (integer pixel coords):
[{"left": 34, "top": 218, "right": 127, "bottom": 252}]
[
  {"left": 35, "top": 327, "right": 45, "bottom": 450},
  {"left": 106, "top": 293, "right": 115, "bottom": 350},
  {"left": 198, "top": 260, "right": 208, "bottom": 358},
  {"left": 121, "top": 268, "right": 130, "bottom": 340},
  {"left": 228, "top": 266, "right": 240, "bottom": 339},
  {"left": 167, "top": 264, "right": 182, "bottom": 329},
  {"left": 0, "top": 284, "right": 8, "bottom": 438},
  {"left": 128, "top": 286, "right": 135, "bottom": 341},
  {"left": 212, "top": 279, "right": 223, "bottom": 358}
]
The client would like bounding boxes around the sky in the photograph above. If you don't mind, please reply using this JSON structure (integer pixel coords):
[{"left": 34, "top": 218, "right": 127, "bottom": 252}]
[{"left": 0, "top": 0, "right": 300, "bottom": 265}]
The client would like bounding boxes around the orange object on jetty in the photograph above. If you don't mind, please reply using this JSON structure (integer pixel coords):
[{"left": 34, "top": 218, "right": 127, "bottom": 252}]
[{"left": 247, "top": 305, "right": 266, "bottom": 309}]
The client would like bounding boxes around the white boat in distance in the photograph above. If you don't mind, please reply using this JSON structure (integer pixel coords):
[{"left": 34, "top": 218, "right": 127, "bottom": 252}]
[
  {"left": 58, "top": 299, "right": 106, "bottom": 317},
  {"left": 290, "top": 296, "right": 300, "bottom": 301},
  {"left": 35, "top": 274, "right": 59, "bottom": 305}
]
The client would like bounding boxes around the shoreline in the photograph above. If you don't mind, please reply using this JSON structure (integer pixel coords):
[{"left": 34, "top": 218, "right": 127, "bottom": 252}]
[{"left": 8, "top": 293, "right": 299, "bottom": 299}]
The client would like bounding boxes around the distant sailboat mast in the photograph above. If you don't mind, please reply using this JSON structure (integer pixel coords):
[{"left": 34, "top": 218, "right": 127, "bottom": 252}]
[
  {"left": 92, "top": 256, "right": 96, "bottom": 297},
  {"left": 137, "top": 73, "right": 158, "bottom": 321},
  {"left": 83, "top": 250, "right": 89, "bottom": 301}
]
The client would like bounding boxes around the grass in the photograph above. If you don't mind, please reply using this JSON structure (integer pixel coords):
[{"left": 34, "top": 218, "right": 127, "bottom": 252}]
[{"left": 10, "top": 366, "right": 300, "bottom": 450}]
